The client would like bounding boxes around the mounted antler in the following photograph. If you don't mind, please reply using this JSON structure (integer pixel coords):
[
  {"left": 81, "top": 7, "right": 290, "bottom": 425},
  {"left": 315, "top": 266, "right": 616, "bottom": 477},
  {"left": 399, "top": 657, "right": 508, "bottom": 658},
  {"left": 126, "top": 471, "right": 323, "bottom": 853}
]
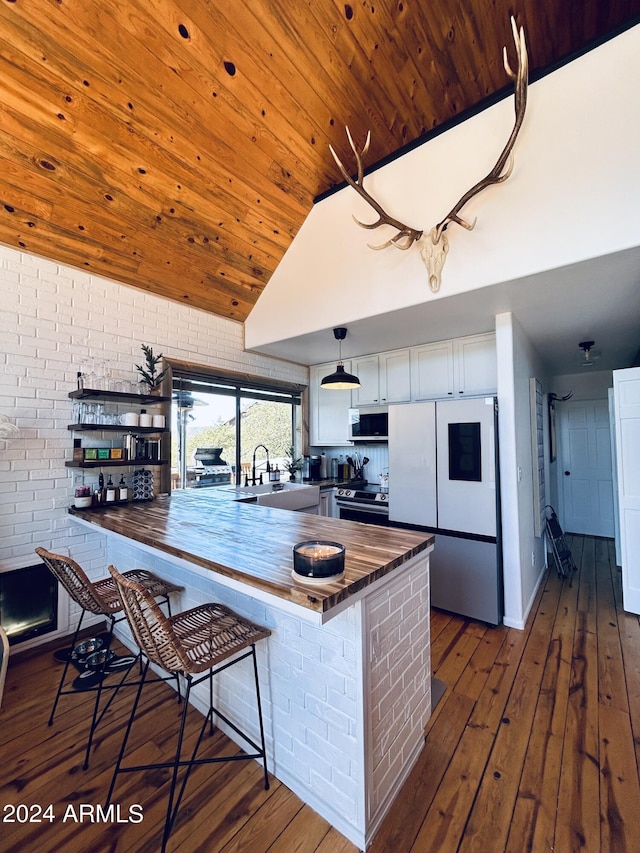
[
  {"left": 330, "top": 16, "right": 528, "bottom": 292},
  {"left": 329, "top": 128, "right": 424, "bottom": 250}
]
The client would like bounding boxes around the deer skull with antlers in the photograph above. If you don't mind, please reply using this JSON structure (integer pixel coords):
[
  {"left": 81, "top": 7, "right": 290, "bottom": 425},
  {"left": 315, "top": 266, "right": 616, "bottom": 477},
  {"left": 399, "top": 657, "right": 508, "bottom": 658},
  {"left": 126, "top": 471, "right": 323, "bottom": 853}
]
[{"left": 329, "top": 16, "right": 528, "bottom": 293}]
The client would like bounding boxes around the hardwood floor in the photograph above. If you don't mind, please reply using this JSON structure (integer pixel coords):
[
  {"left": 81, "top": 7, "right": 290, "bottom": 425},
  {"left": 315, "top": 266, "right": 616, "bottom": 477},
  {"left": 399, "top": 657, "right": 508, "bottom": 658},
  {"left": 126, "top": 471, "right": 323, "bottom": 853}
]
[{"left": 2, "top": 535, "right": 640, "bottom": 852}]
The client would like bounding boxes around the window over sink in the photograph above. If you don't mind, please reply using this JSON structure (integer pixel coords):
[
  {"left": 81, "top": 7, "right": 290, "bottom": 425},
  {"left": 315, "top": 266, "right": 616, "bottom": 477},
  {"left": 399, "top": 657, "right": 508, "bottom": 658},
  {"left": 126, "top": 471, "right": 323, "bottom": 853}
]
[{"left": 167, "top": 360, "right": 304, "bottom": 491}]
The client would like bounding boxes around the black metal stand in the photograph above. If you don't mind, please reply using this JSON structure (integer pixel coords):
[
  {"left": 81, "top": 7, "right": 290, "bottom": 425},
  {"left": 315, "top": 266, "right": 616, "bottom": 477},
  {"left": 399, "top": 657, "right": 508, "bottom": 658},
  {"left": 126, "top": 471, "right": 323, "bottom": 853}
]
[
  {"left": 106, "top": 645, "right": 269, "bottom": 853},
  {"left": 545, "top": 505, "right": 577, "bottom": 580},
  {"left": 49, "top": 595, "right": 175, "bottom": 770}
]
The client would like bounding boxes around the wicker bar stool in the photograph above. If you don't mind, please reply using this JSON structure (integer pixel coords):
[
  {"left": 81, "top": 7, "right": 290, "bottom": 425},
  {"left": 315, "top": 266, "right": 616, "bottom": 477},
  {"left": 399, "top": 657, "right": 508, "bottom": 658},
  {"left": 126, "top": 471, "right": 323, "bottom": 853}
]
[
  {"left": 35, "top": 547, "right": 183, "bottom": 769},
  {"left": 106, "top": 564, "right": 271, "bottom": 853}
]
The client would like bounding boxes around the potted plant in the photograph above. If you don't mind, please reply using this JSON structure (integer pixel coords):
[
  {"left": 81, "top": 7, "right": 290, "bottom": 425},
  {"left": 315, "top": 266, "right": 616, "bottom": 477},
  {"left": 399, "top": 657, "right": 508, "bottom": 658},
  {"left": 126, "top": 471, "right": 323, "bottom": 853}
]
[
  {"left": 135, "top": 344, "right": 167, "bottom": 393},
  {"left": 284, "top": 446, "right": 303, "bottom": 481}
]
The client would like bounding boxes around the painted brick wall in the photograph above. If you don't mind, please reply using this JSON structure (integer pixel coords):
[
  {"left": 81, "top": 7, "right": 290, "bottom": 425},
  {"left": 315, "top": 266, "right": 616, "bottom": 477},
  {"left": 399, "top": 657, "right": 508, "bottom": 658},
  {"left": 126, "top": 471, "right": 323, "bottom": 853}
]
[
  {"left": 105, "top": 535, "right": 431, "bottom": 848},
  {"left": 105, "top": 535, "right": 364, "bottom": 838},
  {"left": 366, "top": 558, "right": 430, "bottom": 820},
  {"left": 0, "top": 244, "right": 307, "bottom": 640}
]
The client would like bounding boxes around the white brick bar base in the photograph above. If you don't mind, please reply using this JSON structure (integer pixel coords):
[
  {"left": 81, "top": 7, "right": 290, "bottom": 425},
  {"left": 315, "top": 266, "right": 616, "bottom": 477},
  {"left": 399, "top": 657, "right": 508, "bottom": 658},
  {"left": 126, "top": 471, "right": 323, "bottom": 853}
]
[{"left": 103, "top": 531, "right": 432, "bottom": 850}]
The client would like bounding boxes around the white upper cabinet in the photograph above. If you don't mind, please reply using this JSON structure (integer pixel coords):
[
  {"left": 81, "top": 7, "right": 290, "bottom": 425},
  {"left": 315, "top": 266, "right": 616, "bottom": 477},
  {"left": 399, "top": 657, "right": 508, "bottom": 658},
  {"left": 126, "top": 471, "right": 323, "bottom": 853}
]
[
  {"left": 455, "top": 333, "right": 497, "bottom": 397},
  {"left": 351, "top": 349, "right": 411, "bottom": 406},
  {"left": 351, "top": 355, "right": 381, "bottom": 406},
  {"left": 410, "top": 340, "right": 455, "bottom": 400},
  {"left": 379, "top": 349, "right": 411, "bottom": 403},
  {"left": 309, "top": 334, "right": 496, "bottom": 444},
  {"left": 411, "top": 333, "right": 496, "bottom": 401},
  {"left": 309, "top": 362, "right": 353, "bottom": 446}
]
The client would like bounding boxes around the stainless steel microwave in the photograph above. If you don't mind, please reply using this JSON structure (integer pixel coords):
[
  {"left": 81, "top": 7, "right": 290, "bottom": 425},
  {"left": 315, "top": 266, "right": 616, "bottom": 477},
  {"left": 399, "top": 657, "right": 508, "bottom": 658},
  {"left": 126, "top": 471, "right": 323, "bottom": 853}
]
[{"left": 349, "top": 406, "right": 389, "bottom": 441}]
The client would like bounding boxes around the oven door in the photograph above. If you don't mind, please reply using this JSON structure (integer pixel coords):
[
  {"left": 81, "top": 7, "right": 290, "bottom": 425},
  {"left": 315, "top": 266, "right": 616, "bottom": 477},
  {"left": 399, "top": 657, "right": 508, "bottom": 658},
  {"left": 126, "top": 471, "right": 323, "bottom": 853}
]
[{"left": 337, "top": 503, "right": 390, "bottom": 526}]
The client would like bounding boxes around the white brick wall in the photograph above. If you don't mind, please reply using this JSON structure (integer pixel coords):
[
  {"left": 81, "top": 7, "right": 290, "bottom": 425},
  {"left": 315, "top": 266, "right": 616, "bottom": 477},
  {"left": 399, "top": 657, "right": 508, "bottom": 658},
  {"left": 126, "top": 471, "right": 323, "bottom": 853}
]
[
  {"left": 105, "top": 535, "right": 364, "bottom": 836},
  {"left": 366, "top": 558, "right": 430, "bottom": 823},
  {"left": 0, "top": 244, "right": 307, "bottom": 640},
  {"left": 104, "top": 534, "right": 430, "bottom": 849}
]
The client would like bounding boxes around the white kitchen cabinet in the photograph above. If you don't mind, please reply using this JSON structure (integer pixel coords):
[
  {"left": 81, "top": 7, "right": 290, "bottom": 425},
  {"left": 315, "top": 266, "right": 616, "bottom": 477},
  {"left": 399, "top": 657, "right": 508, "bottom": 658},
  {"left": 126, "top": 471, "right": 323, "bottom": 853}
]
[
  {"left": 411, "top": 333, "right": 496, "bottom": 401},
  {"left": 351, "top": 349, "right": 411, "bottom": 406},
  {"left": 379, "top": 349, "right": 411, "bottom": 403},
  {"left": 455, "top": 333, "right": 497, "bottom": 397},
  {"left": 319, "top": 488, "right": 336, "bottom": 517},
  {"left": 351, "top": 355, "right": 381, "bottom": 406},
  {"left": 410, "top": 340, "right": 455, "bottom": 400},
  {"left": 309, "top": 362, "right": 353, "bottom": 446}
]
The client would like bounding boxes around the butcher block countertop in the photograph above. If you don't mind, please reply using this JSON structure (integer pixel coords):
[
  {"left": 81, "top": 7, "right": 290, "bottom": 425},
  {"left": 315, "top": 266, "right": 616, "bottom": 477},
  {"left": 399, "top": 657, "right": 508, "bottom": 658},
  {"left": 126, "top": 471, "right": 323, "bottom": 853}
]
[{"left": 69, "top": 490, "right": 433, "bottom": 615}]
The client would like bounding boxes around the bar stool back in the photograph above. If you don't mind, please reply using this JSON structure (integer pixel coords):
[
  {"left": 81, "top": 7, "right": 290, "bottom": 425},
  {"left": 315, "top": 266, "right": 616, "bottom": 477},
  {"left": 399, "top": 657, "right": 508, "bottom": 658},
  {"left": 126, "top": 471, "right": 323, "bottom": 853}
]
[
  {"left": 106, "top": 564, "right": 271, "bottom": 853},
  {"left": 35, "top": 546, "right": 183, "bottom": 769}
]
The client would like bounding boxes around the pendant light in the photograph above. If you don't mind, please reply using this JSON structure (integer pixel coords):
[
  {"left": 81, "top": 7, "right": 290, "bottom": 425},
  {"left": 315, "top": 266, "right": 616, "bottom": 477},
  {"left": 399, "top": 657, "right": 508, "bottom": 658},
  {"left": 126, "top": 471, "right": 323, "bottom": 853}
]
[
  {"left": 578, "top": 340, "right": 598, "bottom": 367},
  {"left": 320, "top": 327, "right": 361, "bottom": 390}
]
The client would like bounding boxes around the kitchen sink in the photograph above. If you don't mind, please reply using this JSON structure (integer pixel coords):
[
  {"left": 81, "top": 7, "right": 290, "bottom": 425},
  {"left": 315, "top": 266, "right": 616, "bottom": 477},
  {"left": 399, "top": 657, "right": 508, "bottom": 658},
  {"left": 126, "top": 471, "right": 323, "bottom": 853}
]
[{"left": 223, "top": 482, "right": 320, "bottom": 511}]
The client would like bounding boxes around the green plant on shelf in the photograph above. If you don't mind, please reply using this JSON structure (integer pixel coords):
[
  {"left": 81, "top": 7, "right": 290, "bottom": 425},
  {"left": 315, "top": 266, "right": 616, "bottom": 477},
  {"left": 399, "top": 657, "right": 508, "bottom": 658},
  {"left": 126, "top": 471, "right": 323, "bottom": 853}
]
[{"left": 135, "top": 344, "right": 167, "bottom": 391}]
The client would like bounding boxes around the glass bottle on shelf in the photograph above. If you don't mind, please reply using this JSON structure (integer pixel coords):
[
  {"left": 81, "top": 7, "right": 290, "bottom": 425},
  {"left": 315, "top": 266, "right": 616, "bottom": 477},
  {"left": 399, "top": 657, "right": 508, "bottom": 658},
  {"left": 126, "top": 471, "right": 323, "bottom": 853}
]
[
  {"left": 96, "top": 472, "right": 105, "bottom": 504},
  {"left": 118, "top": 475, "right": 128, "bottom": 502},
  {"left": 106, "top": 475, "right": 116, "bottom": 502}
]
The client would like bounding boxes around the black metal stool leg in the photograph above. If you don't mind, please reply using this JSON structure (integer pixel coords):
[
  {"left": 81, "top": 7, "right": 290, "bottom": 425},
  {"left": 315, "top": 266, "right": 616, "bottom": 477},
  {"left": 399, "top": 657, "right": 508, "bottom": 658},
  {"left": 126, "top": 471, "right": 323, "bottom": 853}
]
[
  {"left": 105, "top": 658, "right": 151, "bottom": 809},
  {"left": 83, "top": 615, "right": 116, "bottom": 769},
  {"left": 162, "top": 675, "right": 193, "bottom": 853},
  {"left": 251, "top": 645, "right": 270, "bottom": 790},
  {"left": 49, "top": 609, "right": 86, "bottom": 726},
  {"left": 209, "top": 667, "right": 215, "bottom": 736}
]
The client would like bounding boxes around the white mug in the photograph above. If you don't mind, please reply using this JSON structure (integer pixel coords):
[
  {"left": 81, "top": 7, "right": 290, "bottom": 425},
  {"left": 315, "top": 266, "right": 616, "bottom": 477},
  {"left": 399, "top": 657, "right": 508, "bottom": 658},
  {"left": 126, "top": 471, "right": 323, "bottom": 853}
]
[
  {"left": 139, "top": 412, "right": 153, "bottom": 428},
  {"left": 152, "top": 414, "right": 165, "bottom": 428},
  {"left": 120, "top": 412, "right": 139, "bottom": 427}
]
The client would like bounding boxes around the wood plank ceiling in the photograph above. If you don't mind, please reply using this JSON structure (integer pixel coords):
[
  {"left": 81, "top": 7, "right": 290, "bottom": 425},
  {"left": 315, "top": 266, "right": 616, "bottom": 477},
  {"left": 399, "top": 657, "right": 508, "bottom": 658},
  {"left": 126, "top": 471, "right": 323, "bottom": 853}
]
[{"left": 1, "top": 1, "right": 639, "bottom": 321}]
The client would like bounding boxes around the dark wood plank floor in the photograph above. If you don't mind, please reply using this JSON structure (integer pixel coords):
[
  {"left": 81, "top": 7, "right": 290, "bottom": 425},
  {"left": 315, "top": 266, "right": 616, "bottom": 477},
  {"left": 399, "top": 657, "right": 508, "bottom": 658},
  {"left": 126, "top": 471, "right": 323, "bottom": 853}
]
[{"left": 2, "top": 535, "right": 640, "bottom": 852}]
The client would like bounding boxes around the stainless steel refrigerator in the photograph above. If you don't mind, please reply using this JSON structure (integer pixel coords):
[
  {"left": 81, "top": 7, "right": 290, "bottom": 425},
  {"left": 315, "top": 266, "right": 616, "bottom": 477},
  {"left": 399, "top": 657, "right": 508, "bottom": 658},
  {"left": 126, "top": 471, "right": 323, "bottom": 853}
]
[{"left": 389, "top": 398, "right": 502, "bottom": 624}]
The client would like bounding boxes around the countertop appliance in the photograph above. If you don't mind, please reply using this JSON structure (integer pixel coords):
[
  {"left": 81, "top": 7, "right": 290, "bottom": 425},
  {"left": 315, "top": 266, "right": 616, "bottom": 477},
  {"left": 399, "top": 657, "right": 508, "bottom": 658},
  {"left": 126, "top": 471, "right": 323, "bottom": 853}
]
[
  {"left": 335, "top": 483, "right": 389, "bottom": 525},
  {"left": 388, "top": 398, "right": 502, "bottom": 625}
]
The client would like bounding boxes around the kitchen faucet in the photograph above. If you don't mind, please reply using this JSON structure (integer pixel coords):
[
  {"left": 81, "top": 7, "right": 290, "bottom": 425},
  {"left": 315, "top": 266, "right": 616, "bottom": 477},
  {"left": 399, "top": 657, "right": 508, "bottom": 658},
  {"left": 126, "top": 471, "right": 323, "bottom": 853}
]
[{"left": 248, "top": 444, "right": 270, "bottom": 486}]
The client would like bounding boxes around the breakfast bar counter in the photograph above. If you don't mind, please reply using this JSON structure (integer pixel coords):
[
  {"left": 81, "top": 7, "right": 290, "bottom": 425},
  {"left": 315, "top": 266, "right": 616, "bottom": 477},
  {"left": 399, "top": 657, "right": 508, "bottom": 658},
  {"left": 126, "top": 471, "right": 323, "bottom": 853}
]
[
  {"left": 70, "top": 489, "right": 432, "bottom": 621},
  {"left": 69, "top": 491, "right": 434, "bottom": 850}
]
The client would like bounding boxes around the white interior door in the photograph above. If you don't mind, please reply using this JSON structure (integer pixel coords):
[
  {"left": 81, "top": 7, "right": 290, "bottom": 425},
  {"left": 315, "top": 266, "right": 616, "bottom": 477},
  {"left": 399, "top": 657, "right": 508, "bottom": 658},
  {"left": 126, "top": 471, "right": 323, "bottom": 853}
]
[
  {"left": 613, "top": 368, "right": 640, "bottom": 614},
  {"left": 559, "top": 399, "right": 614, "bottom": 536}
]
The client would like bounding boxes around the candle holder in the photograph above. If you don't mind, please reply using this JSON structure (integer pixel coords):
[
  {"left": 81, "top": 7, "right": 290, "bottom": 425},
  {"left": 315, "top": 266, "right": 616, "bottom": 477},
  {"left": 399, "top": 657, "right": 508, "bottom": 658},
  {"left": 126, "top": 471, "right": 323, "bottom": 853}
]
[{"left": 292, "top": 540, "right": 345, "bottom": 583}]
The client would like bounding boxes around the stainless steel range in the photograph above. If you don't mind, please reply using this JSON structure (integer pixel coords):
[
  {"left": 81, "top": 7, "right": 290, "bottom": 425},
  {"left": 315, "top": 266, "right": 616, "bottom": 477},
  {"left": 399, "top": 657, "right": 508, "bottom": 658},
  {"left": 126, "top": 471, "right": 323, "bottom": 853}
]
[{"left": 335, "top": 484, "right": 389, "bottom": 525}]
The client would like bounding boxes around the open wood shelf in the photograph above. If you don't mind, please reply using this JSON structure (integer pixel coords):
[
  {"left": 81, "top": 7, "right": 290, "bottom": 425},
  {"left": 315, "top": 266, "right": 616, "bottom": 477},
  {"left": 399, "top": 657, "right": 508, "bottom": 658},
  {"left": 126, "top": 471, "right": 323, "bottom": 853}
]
[
  {"left": 65, "top": 459, "right": 168, "bottom": 469},
  {"left": 67, "top": 424, "right": 168, "bottom": 433},
  {"left": 68, "top": 389, "right": 170, "bottom": 404}
]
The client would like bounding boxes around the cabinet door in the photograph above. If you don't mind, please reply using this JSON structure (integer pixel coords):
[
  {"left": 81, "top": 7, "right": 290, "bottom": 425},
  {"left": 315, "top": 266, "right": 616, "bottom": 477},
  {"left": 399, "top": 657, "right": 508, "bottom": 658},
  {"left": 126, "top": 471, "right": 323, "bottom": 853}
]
[
  {"left": 410, "top": 341, "right": 454, "bottom": 400},
  {"left": 454, "top": 333, "right": 496, "bottom": 396},
  {"left": 351, "top": 355, "right": 380, "bottom": 406},
  {"left": 379, "top": 349, "right": 411, "bottom": 403},
  {"left": 319, "top": 490, "right": 332, "bottom": 517},
  {"left": 309, "top": 362, "right": 353, "bottom": 446}
]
